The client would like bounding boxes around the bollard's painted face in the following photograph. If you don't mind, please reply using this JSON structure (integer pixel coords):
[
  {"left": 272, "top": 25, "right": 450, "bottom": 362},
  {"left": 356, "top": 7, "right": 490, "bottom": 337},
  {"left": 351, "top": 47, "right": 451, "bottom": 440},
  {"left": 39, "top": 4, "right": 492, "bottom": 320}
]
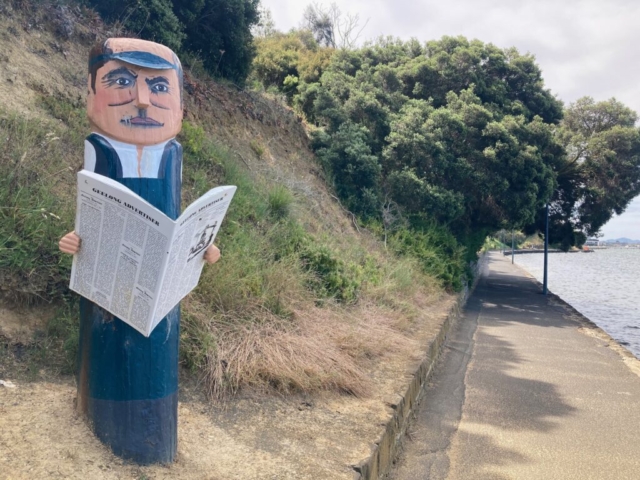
[{"left": 87, "top": 38, "right": 183, "bottom": 146}]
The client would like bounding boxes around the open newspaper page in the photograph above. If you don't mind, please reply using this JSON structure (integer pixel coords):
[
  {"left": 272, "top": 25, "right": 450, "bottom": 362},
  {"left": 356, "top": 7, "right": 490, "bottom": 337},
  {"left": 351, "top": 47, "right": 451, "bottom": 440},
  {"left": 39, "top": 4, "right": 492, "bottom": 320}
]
[
  {"left": 70, "top": 170, "right": 175, "bottom": 336},
  {"left": 70, "top": 171, "right": 236, "bottom": 336},
  {"left": 152, "top": 185, "right": 236, "bottom": 329}
]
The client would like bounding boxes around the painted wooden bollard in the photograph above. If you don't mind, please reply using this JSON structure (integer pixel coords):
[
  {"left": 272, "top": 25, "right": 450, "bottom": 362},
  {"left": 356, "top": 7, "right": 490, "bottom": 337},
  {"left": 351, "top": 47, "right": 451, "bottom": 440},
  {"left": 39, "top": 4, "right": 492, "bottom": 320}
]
[{"left": 59, "top": 38, "right": 220, "bottom": 464}]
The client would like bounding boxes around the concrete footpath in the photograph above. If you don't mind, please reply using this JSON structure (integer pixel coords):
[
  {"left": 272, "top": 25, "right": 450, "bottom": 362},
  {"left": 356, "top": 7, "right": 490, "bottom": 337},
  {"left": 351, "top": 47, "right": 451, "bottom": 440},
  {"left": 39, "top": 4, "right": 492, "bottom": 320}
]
[{"left": 392, "top": 252, "right": 640, "bottom": 480}]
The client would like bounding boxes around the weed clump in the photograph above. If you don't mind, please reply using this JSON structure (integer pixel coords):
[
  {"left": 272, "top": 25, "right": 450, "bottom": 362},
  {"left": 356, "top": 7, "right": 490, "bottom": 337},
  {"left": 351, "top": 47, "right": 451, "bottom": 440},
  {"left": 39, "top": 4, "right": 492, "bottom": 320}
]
[
  {"left": 299, "top": 243, "right": 364, "bottom": 303},
  {"left": 267, "top": 185, "right": 293, "bottom": 219},
  {"left": 388, "top": 226, "right": 467, "bottom": 291},
  {"left": 249, "top": 139, "right": 265, "bottom": 159}
]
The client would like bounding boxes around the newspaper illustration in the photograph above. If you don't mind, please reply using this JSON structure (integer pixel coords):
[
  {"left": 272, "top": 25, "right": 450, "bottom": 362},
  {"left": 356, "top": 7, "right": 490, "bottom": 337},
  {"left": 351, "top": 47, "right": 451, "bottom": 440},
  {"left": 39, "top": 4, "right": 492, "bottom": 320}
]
[
  {"left": 70, "top": 170, "right": 236, "bottom": 337},
  {"left": 188, "top": 223, "right": 217, "bottom": 262}
]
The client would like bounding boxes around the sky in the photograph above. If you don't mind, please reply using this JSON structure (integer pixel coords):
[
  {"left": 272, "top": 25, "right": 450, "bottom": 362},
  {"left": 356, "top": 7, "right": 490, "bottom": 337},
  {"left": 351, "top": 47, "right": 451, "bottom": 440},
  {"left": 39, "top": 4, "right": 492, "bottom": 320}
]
[{"left": 260, "top": 0, "right": 640, "bottom": 240}]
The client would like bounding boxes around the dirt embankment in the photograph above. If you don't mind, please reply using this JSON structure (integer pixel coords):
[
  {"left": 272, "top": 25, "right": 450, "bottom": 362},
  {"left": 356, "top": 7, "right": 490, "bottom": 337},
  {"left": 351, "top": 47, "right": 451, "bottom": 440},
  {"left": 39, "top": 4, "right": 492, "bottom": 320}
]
[{"left": 0, "top": 4, "right": 458, "bottom": 479}]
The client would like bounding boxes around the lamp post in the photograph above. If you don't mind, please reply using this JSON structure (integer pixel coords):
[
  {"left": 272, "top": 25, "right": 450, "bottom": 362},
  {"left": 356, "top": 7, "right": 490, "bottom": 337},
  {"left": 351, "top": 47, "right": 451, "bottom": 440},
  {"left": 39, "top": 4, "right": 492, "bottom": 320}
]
[{"left": 543, "top": 203, "right": 549, "bottom": 295}]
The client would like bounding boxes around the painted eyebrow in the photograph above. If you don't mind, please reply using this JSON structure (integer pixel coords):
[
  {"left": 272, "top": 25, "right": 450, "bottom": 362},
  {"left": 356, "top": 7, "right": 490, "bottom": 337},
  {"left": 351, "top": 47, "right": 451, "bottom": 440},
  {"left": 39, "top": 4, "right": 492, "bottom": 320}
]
[
  {"left": 102, "top": 67, "right": 137, "bottom": 81},
  {"left": 145, "top": 76, "right": 170, "bottom": 86}
]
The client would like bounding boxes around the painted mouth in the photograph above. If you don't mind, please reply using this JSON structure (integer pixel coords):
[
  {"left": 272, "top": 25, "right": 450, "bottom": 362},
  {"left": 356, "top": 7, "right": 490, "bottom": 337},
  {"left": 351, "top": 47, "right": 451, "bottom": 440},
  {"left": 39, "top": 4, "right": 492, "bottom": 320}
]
[{"left": 120, "top": 116, "right": 164, "bottom": 128}]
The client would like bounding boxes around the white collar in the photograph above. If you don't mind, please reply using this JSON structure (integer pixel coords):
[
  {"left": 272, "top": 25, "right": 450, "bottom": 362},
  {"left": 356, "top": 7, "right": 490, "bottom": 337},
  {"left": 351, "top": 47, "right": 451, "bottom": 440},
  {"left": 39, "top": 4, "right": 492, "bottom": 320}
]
[{"left": 94, "top": 133, "right": 170, "bottom": 179}]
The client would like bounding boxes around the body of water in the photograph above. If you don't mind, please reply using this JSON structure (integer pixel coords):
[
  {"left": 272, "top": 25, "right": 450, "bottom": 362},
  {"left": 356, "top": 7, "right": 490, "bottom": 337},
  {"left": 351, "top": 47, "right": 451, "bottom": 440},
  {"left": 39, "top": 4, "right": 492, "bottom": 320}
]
[{"left": 513, "top": 249, "right": 640, "bottom": 358}]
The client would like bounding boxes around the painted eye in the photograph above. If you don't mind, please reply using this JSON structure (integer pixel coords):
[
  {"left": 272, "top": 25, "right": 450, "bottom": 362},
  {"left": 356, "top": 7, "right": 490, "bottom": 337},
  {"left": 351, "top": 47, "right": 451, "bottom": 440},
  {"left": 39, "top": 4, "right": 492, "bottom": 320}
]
[
  {"left": 116, "top": 78, "right": 132, "bottom": 87},
  {"left": 152, "top": 84, "right": 169, "bottom": 93}
]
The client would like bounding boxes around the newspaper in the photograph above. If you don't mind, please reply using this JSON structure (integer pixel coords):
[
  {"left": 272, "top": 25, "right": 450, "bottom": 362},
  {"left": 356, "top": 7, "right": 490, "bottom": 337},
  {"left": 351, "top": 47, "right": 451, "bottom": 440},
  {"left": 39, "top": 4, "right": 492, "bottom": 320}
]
[{"left": 70, "top": 170, "right": 236, "bottom": 337}]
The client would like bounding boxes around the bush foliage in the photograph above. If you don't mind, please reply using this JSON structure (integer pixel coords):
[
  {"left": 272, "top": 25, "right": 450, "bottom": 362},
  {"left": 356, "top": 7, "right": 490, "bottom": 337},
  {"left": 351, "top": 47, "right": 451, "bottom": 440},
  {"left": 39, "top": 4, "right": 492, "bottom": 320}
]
[
  {"left": 250, "top": 30, "right": 333, "bottom": 96},
  {"left": 258, "top": 33, "right": 640, "bottom": 255},
  {"left": 86, "top": 0, "right": 260, "bottom": 83}
]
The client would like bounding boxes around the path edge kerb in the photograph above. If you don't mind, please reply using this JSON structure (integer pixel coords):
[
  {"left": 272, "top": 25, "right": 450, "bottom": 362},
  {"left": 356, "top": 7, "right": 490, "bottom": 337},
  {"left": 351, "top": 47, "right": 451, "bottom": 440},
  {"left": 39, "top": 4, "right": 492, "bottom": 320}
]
[{"left": 352, "top": 255, "right": 486, "bottom": 480}]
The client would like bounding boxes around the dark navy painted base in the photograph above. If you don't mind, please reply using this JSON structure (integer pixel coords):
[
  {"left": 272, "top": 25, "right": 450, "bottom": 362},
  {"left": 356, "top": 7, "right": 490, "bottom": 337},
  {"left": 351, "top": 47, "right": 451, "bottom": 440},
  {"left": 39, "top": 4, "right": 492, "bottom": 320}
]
[
  {"left": 78, "top": 299, "right": 180, "bottom": 464},
  {"left": 88, "top": 392, "right": 178, "bottom": 464}
]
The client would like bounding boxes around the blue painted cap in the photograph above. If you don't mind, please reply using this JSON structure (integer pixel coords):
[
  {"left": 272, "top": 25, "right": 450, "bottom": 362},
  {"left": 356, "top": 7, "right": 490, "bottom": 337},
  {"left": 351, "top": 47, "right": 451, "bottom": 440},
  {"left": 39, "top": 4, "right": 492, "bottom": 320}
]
[{"left": 89, "top": 51, "right": 178, "bottom": 70}]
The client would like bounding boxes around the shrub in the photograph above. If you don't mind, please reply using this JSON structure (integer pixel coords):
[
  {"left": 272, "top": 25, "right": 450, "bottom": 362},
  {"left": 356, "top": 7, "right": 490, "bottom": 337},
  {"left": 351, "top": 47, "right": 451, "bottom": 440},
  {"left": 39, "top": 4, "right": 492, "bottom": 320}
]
[
  {"left": 388, "top": 226, "right": 467, "bottom": 291},
  {"left": 300, "top": 243, "right": 362, "bottom": 303}
]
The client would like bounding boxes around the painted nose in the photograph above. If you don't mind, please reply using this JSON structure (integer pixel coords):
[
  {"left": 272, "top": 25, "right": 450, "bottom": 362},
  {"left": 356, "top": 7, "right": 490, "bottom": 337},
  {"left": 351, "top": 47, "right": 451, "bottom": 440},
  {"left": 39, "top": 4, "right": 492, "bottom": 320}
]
[{"left": 135, "top": 80, "right": 150, "bottom": 109}]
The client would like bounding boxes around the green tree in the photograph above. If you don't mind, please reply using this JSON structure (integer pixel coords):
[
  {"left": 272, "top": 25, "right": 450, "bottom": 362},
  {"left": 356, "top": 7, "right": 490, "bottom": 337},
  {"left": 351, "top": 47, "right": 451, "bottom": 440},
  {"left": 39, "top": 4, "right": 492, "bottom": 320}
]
[
  {"left": 252, "top": 6, "right": 277, "bottom": 39},
  {"left": 87, "top": 0, "right": 260, "bottom": 83},
  {"left": 87, "top": 0, "right": 186, "bottom": 52},
  {"left": 302, "top": 2, "right": 368, "bottom": 49},
  {"left": 306, "top": 37, "right": 563, "bottom": 254},
  {"left": 303, "top": 3, "right": 335, "bottom": 48},
  {"left": 173, "top": 0, "right": 261, "bottom": 84},
  {"left": 383, "top": 88, "right": 559, "bottom": 244},
  {"left": 526, "top": 97, "right": 640, "bottom": 249}
]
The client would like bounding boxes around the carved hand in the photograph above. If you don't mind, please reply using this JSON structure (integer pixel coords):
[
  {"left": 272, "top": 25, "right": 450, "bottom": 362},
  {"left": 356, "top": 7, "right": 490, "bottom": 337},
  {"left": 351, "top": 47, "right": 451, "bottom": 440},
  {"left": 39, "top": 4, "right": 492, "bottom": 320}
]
[
  {"left": 59, "top": 231, "right": 81, "bottom": 254},
  {"left": 203, "top": 244, "right": 221, "bottom": 264}
]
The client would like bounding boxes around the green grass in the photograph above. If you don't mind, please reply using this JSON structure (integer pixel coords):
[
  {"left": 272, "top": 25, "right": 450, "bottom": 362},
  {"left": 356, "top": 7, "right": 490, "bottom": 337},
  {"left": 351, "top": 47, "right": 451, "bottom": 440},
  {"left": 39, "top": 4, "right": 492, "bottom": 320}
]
[
  {"left": 0, "top": 112, "right": 77, "bottom": 304},
  {"left": 0, "top": 107, "right": 80, "bottom": 379}
]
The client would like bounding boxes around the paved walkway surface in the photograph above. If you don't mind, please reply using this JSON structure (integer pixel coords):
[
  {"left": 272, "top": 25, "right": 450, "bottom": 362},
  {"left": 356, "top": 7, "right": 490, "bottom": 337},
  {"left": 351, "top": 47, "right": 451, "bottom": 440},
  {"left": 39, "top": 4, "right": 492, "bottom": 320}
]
[{"left": 392, "top": 252, "right": 640, "bottom": 480}]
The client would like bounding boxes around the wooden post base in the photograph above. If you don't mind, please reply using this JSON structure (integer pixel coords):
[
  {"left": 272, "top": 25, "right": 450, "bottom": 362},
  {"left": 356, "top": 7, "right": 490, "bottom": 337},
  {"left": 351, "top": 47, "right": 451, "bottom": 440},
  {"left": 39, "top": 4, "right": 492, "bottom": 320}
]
[{"left": 77, "top": 299, "right": 179, "bottom": 464}]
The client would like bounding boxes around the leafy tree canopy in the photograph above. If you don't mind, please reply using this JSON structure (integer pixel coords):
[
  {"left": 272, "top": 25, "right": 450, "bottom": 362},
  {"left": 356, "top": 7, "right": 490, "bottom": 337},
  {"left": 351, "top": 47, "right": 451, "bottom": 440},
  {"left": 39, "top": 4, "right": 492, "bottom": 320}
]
[
  {"left": 173, "top": 0, "right": 260, "bottom": 84},
  {"left": 304, "top": 36, "right": 564, "bottom": 253},
  {"left": 88, "top": 0, "right": 185, "bottom": 52},
  {"left": 250, "top": 30, "right": 333, "bottom": 95},
  {"left": 526, "top": 97, "right": 640, "bottom": 249}
]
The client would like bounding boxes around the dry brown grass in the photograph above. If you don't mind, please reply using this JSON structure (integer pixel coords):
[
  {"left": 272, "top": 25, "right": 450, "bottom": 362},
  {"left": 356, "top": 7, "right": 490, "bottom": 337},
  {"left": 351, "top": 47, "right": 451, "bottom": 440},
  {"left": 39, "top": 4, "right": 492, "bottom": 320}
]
[
  {"left": 181, "top": 246, "right": 444, "bottom": 399},
  {"left": 184, "top": 297, "right": 427, "bottom": 399},
  {"left": 174, "top": 176, "right": 448, "bottom": 399}
]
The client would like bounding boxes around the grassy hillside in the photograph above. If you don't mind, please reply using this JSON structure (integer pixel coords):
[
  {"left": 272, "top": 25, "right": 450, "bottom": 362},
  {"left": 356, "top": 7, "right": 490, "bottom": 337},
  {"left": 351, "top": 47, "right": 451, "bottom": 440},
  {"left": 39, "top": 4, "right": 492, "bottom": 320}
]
[{"left": 0, "top": 2, "right": 456, "bottom": 399}]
